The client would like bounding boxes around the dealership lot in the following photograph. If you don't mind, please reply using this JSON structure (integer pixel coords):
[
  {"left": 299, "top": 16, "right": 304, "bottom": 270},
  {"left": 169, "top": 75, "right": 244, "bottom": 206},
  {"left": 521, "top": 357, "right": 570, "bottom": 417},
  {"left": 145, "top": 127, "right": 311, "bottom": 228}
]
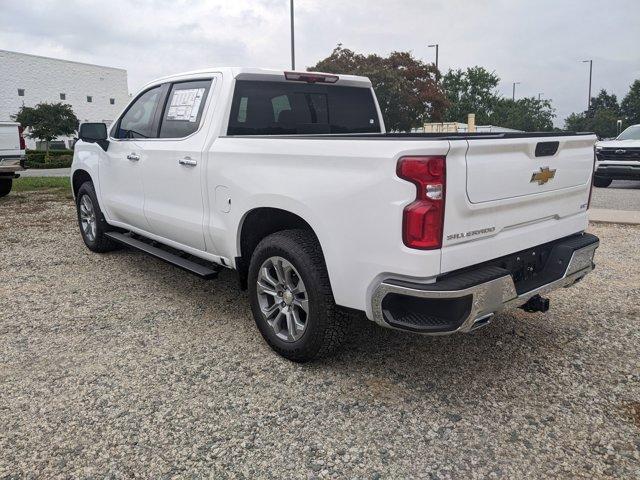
[{"left": 1, "top": 191, "right": 638, "bottom": 478}]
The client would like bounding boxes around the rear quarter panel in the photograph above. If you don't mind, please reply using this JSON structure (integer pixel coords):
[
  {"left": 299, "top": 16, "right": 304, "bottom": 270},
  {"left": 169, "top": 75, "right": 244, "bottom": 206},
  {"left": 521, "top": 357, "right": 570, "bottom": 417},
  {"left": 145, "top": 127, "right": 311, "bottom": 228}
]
[{"left": 206, "top": 137, "right": 450, "bottom": 314}]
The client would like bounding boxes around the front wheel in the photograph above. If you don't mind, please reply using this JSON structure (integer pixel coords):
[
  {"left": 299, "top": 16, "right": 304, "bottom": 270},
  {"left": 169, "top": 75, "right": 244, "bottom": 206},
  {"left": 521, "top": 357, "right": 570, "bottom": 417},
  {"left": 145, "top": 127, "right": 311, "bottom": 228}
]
[
  {"left": 248, "top": 229, "right": 349, "bottom": 362},
  {"left": 593, "top": 176, "right": 612, "bottom": 188},
  {"left": 75, "top": 181, "right": 119, "bottom": 252},
  {"left": 0, "top": 178, "right": 12, "bottom": 197}
]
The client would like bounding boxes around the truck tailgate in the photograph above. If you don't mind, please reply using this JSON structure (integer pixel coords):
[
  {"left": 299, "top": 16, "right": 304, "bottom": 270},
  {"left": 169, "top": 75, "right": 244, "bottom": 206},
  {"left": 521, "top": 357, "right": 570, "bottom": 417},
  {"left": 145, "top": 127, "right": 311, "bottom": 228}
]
[
  {"left": 441, "top": 134, "right": 596, "bottom": 273},
  {"left": 466, "top": 136, "right": 594, "bottom": 203}
]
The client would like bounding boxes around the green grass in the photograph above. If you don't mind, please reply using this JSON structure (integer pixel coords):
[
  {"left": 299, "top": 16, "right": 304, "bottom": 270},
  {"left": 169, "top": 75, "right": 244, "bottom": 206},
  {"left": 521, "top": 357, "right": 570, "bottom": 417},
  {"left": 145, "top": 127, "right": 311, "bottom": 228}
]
[{"left": 12, "top": 176, "right": 71, "bottom": 195}]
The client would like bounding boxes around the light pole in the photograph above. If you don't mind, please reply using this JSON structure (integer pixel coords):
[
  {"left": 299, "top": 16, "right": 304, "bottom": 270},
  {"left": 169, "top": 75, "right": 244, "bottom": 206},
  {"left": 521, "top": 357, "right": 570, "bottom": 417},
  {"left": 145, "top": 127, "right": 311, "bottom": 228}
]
[
  {"left": 428, "top": 44, "right": 439, "bottom": 77},
  {"left": 512, "top": 82, "right": 521, "bottom": 101},
  {"left": 582, "top": 59, "right": 593, "bottom": 111},
  {"left": 290, "top": 0, "right": 295, "bottom": 70},
  {"left": 538, "top": 92, "right": 543, "bottom": 101}
]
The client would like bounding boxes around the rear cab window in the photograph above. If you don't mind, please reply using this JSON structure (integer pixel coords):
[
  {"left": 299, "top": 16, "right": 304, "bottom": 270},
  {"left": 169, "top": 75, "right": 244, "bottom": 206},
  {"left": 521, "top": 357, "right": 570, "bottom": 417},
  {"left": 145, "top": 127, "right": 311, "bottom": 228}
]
[{"left": 227, "top": 80, "right": 380, "bottom": 135}]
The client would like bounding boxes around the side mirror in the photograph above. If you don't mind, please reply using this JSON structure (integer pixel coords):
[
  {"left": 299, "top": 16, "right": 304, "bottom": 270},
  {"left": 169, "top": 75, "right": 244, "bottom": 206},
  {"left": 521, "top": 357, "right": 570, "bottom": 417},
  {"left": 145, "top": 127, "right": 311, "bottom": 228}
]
[{"left": 79, "top": 123, "right": 109, "bottom": 151}]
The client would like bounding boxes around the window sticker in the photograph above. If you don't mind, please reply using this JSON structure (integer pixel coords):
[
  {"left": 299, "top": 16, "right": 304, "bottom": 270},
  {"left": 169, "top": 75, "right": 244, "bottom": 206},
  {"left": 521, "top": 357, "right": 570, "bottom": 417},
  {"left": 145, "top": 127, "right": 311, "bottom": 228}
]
[{"left": 167, "top": 88, "right": 205, "bottom": 122}]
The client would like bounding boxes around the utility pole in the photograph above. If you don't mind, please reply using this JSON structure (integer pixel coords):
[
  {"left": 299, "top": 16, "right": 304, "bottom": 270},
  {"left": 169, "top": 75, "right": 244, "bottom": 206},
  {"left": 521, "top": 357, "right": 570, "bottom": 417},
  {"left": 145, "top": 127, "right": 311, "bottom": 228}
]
[
  {"left": 512, "top": 82, "right": 521, "bottom": 101},
  {"left": 582, "top": 59, "right": 593, "bottom": 110},
  {"left": 290, "top": 0, "right": 295, "bottom": 70},
  {"left": 428, "top": 44, "right": 439, "bottom": 78}
]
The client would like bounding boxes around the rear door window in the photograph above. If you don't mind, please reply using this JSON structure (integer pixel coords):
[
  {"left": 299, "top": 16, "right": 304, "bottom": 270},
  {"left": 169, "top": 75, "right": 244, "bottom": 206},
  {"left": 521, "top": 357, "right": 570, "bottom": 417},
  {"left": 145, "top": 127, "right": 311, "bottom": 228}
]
[
  {"left": 159, "top": 79, "right": 212, "bottom": 138},
  {"left": 115, "top": 86, "right": 163, "bottom": 139},
  {"left": 227, "top": 80, "right": 380, "bottom": 135}
]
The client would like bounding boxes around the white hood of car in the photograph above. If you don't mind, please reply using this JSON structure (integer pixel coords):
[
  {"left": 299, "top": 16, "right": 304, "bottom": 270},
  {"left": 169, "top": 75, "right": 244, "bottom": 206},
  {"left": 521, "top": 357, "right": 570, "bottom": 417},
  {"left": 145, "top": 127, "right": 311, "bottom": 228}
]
[{"left": 596, "top": 139, "right": 640, "bottom": 148}]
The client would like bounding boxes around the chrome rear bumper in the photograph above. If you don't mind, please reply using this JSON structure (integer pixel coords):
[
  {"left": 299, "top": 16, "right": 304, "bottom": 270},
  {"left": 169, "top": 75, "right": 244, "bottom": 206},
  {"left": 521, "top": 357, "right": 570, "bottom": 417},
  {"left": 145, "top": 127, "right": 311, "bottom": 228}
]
[{"left": 371, "top": 234, "right": 599, "bottom": 335}]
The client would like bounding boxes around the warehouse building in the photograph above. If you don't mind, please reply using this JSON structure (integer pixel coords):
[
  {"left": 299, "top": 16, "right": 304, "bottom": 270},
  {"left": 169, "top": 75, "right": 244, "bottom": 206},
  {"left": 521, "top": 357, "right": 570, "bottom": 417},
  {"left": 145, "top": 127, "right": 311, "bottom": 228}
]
[{"left": 0, "top": 49, "right": 129, "bottom": 148}]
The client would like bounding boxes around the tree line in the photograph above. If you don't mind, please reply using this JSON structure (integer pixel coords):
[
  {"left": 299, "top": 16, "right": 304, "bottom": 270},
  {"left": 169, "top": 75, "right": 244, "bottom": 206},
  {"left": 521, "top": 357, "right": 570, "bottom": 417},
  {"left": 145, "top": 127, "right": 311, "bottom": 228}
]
[{"left": 310, "top": 45, "right": 640, "bottom": 136}]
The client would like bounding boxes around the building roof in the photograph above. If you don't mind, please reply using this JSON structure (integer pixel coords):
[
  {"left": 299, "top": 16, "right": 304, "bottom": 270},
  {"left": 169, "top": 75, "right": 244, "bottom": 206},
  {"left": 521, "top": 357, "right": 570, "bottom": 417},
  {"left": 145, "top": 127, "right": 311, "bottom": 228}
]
[{"left": 0, "top": 49, "right": 126, "bottom": 72}]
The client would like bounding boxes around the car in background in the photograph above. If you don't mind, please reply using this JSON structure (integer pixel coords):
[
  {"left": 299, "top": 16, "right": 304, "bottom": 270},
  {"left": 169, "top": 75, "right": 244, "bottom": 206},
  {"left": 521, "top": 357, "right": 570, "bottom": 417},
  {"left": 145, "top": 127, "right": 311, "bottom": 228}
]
[
  {"left": 0, "top": 121, "right": 26, "bottom": 197},
  {"left": 594, "top": 124, "right": 640, "bottom": 187}
]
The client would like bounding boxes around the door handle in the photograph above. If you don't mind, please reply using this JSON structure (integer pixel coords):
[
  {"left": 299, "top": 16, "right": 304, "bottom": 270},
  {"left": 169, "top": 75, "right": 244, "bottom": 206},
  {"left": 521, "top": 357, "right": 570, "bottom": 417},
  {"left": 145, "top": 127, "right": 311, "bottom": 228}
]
[
  {"left": 126, "top": 153, "right": 140, "bottom": 162},
  {"left": 179, "top": 157, "right": 197, "bottom": 167}
]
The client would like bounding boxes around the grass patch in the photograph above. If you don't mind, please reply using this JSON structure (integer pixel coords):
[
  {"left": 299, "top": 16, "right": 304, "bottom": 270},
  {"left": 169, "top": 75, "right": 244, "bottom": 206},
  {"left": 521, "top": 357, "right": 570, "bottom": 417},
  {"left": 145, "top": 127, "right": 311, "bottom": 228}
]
[
  {"left": 12, "top": 177, "right": 73, "bottom": 201},
  {"left": 13, "top": 176, "right": 71, "bottom": 193}
]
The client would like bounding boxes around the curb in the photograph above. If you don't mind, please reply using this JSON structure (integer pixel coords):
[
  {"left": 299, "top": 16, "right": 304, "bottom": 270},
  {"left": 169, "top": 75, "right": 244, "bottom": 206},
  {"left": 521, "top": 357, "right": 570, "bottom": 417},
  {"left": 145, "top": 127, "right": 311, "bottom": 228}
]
[{"left": 589, "top": 208, "right": 640, "bottom": 226}]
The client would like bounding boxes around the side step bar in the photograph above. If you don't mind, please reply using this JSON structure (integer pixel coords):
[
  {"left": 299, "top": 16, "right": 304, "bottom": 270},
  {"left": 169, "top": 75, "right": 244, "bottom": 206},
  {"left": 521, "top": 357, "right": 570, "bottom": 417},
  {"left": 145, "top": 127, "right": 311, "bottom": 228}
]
[{"left": 105, "top": 232, "right": 219, "bottom": 279}]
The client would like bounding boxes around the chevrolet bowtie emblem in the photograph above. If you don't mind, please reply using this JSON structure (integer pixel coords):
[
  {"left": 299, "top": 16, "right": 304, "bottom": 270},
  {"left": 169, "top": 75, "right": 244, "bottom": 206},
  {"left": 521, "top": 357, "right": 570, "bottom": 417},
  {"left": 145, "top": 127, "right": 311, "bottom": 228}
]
[{"left": 530, "top": 166, "right": 556, "bottom": 185}]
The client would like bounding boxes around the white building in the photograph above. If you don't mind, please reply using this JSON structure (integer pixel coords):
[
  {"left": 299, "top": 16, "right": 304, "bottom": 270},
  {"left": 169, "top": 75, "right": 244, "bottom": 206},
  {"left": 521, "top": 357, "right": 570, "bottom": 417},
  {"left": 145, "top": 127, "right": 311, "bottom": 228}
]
[{"left": 0, "top": 49, "right": 129, "bottom": 149}]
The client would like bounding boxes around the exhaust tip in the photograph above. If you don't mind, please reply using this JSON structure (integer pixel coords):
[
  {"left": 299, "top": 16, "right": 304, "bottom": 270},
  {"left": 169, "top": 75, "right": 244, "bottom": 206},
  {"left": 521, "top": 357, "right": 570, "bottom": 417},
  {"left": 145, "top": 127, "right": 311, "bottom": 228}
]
[{"left": 470, "top": 313, "right": 493, "bottom": 331}]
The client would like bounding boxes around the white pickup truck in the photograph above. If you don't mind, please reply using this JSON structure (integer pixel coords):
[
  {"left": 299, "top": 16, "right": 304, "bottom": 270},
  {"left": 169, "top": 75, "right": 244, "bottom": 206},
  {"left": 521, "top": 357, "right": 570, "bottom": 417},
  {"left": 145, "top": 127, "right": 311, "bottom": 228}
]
[
  {"left": 71, "top": 68, "right": 599, "bottom": 361},
  {"left": 0, "top": 121, "right": 27, "bottom": 197}
]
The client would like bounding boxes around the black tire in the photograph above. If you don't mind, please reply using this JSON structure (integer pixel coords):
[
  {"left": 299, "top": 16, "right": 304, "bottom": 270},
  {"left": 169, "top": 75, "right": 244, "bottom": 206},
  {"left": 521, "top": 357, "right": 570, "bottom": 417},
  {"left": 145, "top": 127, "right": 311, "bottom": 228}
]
[
  {"left": 593, "top": 176, "right": 612, "bottom": 188},
  {"left": 248, "top": 229, "right": 349, "bottom": 362},
  {"left": 76, "top": 181, "right": 119, "bottom": 253},
  {"left": 0, "top": 178, "right": 12, "bottom": 197}
]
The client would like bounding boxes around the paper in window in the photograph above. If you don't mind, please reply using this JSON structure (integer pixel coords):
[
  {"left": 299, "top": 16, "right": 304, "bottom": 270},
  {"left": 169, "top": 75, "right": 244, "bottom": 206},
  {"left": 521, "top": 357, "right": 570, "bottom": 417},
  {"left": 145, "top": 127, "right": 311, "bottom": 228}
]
[{"left": 167, "top": 88, "right": 205, "bottom": 122}]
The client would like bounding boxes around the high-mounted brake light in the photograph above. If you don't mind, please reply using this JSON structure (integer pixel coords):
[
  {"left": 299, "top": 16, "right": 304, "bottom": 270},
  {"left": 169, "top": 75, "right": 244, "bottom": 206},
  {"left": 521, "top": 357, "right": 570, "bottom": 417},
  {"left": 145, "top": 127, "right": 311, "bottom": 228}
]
[
  {"left": 18, "top": 126, "right": 26, "bottom": 151},
  {"left": 397, "top": 156, "right": 446, "bottom": 250},
  {"left": 284, "top": 71, "right": 339, "bottom": 84}
]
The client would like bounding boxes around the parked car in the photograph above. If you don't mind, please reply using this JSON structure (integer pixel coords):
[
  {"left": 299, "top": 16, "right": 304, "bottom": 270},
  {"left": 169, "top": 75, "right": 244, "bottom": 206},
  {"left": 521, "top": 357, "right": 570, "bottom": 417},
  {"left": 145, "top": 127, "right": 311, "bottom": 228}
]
[
  {"left": 0, "top": 121, "right": 26, "bottom": 197},
  {"left": 594, "top": 124, "right": 640, "bottom": 187},
  {"left": 71, "top": 68, "right": 599, "bottom": 361}
]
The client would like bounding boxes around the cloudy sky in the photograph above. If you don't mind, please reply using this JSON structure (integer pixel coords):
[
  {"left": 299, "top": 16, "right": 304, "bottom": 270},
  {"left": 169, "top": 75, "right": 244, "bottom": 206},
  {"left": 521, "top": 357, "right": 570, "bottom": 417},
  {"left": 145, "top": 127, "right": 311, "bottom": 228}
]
[{"left": 1, "top": 0, "right": 639, "bottom": 126}]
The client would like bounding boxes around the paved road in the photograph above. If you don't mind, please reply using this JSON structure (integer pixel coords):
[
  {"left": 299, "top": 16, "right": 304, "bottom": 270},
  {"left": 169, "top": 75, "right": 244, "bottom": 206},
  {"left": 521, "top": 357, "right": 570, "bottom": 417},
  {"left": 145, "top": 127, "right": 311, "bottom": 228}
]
[
  {"left": 591, "top": 180, "right": 640, "bottom": 211},
  {"left": 20, "top": 168, "right": 71, "bottom": 177},
  {"left": 1, "top": 192, "right": 638, "bottom": 478}
]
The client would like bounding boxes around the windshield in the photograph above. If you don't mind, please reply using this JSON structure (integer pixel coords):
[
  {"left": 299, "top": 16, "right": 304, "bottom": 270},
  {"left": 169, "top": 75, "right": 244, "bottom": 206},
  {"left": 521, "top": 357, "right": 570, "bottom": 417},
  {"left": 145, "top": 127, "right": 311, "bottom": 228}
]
[{"left": 617, "top": 125, "right": 640, "bottom": 140}]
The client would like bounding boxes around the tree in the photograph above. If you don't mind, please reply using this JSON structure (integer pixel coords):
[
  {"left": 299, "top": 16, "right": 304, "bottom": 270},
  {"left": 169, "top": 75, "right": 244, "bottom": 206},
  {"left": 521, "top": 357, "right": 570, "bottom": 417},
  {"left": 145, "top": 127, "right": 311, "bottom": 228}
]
[
  {"left": 564, "top": 88, "right": 622, "bottom": 138},
  {"left": 587, "top": 89, "right": 620, "bottom": 116},
  {"left": 13, "top": 103, "right": 78, "bottom": 159},
  {"left": 621, "top": 79, "right": 640, "bottom": 125},
  {"left": 490, "top": 97, "right": 555, "bottom": 131},
  {"left": 441, "top": 67, "right": 501, "bottom": 125},
  {"left": 309, "top": 45, "right": 448, "bottom": 131}
]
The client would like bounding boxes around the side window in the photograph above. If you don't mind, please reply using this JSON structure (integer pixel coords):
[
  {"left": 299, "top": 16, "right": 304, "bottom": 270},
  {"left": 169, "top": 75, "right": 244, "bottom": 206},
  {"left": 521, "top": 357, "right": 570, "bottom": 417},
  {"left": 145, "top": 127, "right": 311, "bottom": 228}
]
[
  {"left": 158, "top": 79, "right": 212, "bottom": 138},
  {"left": 116, "top": 86, "right": 163, "bottom": 139}
]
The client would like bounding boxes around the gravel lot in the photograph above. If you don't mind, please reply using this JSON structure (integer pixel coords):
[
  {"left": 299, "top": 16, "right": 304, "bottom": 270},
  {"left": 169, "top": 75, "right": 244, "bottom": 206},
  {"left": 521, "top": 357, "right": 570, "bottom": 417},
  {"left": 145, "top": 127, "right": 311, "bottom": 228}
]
[
  {"left": 591, "top": 180, "right": 640, "bottom": 211},
  {"left": 1, "top": 191, "right": 638, "bottom": 479}
]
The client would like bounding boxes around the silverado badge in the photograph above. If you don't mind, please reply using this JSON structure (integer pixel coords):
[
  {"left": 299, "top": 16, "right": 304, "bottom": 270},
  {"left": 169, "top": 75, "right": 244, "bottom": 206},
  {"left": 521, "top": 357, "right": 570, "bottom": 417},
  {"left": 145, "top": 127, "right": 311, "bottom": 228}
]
[{"left": 530, "top": 166, "right": 556, "bottom": 185}]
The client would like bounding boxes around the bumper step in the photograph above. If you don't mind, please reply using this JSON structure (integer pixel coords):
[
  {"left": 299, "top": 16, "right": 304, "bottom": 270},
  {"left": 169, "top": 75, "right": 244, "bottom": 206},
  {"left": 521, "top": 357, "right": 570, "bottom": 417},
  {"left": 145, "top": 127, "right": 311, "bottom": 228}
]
[{"left": 105, "top": 232, "right": 219, "bottom": 279}]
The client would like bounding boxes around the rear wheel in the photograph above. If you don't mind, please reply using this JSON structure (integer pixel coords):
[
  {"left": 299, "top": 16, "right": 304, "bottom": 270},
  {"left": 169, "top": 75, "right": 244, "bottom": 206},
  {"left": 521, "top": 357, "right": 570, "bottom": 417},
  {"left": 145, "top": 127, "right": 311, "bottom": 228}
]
[
  {"left": 0, "top": 178, "right": 12, "bottom": 197},
  {"left": 76, "top": 181, "right": 119, "bottom": 252},
  {"left": 593, "top": 176, "right": 612, "bottom": 188},
  {"left": 248, "top": 229, "right": 349, "bottom": 362}
]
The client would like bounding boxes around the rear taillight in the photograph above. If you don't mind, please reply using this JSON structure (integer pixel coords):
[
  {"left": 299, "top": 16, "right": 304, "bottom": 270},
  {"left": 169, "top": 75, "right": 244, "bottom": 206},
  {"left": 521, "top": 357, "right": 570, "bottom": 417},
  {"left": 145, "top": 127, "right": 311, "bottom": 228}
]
[
  {"left": 284, "top": 71, "right": 338, "bottom": 83},
  {"left": 18, "top": 126, "right": 26, "bottom": 150},
  {"left": 397, "top": 156, "right": 446, "bottom": 249}
]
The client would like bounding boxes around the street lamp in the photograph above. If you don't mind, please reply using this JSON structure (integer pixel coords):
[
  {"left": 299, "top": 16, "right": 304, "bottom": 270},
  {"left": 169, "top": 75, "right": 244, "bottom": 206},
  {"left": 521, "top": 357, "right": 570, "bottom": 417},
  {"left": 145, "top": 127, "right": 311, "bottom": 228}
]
[
  {"left": 290, "top": 0, "right": 295, "bottom": 70},
  {"left": 512, "top": 82, "right": 521, "bottom": 101},
  {"left": 428, "top": 44, "right": 439, "bottom": 77},
  {"left": 582, "top": 59, "right": 593, "bottom": 111},
  {"left": 538, "top": 92, "right": 544, "bottom": 101}
]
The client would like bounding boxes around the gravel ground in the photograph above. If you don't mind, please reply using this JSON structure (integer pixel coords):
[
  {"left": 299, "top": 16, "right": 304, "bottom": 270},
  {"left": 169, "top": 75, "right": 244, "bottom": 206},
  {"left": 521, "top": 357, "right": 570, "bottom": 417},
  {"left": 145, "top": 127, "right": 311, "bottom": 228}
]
[
  {"left": 1, "top": 191, "right": 638, "bottom": 479},
  {"left": 591, "top": 180, "right": 640, "bottom": 211}
]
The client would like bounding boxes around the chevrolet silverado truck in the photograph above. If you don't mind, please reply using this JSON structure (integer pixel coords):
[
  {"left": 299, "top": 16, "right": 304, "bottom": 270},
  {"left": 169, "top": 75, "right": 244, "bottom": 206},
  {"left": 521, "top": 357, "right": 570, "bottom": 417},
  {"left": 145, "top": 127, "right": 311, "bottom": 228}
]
[
  {"left": 71, "top": 68, "right": 599, "bottom": 361},
  {"left": 594, "top": 124, "right": 640, "bottom": 187},
  {"left": 0, "top": 121, "right": 27, "bottom": 197}
]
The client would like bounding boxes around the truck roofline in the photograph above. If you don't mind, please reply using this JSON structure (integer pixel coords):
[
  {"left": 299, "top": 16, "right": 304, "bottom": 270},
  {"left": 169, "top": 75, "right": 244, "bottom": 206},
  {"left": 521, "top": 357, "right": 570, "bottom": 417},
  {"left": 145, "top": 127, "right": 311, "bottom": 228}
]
[{"left": 140, "top": 67, "right": 372, "bottom": 91}]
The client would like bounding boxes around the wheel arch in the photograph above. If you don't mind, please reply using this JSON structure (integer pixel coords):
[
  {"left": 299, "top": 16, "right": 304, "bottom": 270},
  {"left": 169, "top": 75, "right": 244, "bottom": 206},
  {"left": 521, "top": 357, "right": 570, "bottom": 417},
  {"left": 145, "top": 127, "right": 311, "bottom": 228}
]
[
  {"left": 235, "top": 207, "right": 327, "bottom": 290},
  {"left": 72, "top": 169, "right": 93, "bottom": 198}
]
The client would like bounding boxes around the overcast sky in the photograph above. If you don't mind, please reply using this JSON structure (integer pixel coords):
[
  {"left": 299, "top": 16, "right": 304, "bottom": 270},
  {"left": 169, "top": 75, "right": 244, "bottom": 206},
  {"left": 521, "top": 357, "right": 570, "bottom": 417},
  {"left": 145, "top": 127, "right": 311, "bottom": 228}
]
[{"left": 1, "top": 0, "right": 639, "bottom": 126}]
